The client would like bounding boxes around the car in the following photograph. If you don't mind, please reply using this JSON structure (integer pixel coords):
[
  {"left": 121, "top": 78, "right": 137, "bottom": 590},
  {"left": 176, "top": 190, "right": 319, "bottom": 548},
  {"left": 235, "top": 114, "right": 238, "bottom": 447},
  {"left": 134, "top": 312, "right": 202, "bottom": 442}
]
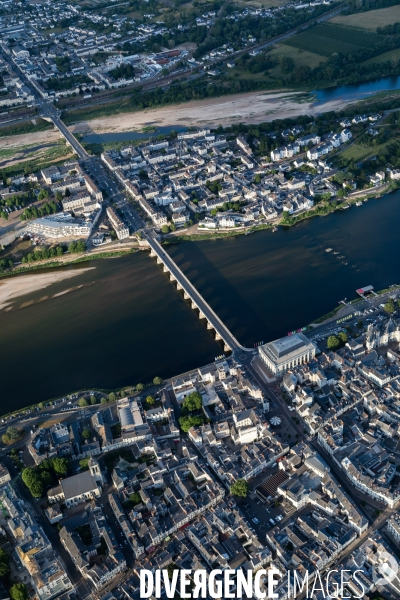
[
  {"left": 269, "top": 518, "right": 275, "bottom": 525},
  {"left": 252, "top": 517, "right": 259, "bottom": 524}
]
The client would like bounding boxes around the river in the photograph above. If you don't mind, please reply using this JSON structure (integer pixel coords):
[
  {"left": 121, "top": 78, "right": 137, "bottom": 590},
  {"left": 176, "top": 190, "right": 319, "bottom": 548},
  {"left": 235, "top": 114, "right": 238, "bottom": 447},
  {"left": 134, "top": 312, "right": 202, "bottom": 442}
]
[
  {"left": 313, "top": 75, "right": 400, "bottom": 106},
  {"left": 1, "top": 191, "right": 400, "bottom": 409}
]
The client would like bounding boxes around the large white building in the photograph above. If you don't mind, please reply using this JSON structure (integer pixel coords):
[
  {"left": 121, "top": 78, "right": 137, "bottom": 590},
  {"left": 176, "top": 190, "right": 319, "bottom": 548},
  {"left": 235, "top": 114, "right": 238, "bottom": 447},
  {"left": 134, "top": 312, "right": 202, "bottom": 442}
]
[
  {"left": 259, "top": 332, "right": 317, "bottom": 375},
  {"left": 27, "top": 213, "right": 95, "bottom": 239}
]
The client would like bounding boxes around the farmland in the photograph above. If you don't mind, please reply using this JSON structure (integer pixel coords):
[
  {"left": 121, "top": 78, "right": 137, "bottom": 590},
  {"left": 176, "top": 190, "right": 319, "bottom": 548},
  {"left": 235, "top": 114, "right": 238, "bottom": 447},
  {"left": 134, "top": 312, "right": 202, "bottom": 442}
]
[
  {"left": 283, "top": 23, "right": 383, "bottom": 57},
  {"left": 330, "top": 5, "right": 400, "bottom": 31},
  {"left": 269, "top": 44, "right": 327, "bottom": 69}
]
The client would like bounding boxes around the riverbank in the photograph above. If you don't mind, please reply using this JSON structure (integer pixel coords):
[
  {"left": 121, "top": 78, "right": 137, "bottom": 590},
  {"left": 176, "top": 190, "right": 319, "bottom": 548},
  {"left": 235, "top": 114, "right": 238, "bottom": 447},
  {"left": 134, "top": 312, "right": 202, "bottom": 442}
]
[
  {"left": 161, "top": 183, "right": 393, "bottom": 245},
  {"left": 70, "top": 90, "right": 356, "bottom": 135},
  {"left": 0, "top": 245, "right": 139, "bottom": 282}
]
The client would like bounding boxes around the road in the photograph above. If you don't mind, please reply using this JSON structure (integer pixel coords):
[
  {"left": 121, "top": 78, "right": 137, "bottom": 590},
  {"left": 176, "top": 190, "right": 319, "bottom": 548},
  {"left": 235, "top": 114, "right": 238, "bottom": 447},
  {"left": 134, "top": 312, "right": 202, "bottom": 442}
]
[{"left": 145, "top": 231, "right": 245, "bottom": 351}]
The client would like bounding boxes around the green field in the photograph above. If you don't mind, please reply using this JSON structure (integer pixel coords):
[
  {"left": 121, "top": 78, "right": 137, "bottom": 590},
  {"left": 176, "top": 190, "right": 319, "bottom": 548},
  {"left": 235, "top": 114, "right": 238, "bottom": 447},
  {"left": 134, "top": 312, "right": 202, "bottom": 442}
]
[
  {"left": 269, "top": 43, "right": 327, "bottom": 69},
  {"left": 283, "top": 23, "right": 383, "bottom": 57},
  {"left": 363, "top": 47, "right": 400, "bottom": 64},
  {"left": 330, "top": 5, "right": 400, "bottom": 30}
]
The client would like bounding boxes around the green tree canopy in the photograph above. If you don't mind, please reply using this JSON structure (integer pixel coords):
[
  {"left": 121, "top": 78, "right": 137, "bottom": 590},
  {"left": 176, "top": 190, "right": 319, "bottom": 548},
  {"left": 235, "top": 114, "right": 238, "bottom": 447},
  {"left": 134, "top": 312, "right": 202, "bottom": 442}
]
[
  {"left": 129, "top": 492, "right": 142, "bottom": 505},
  {"left": 79, "top": 458, "right": 89, "bottom": 471},
  {"left": 136, "top": 384, "right": 144, "bottom": 391},
  {"left": 78, "top": 398, "right": 88, "bottom": 408},
  {"left": 108, "top": 392, "right": 117, "bottom": 402},
  {"left": 89, "top": 395, "right": 97, "bottom": 405},
  {"left": 146, "top": 395, "right": 156, "bottom": 406},
  {"left": 100, "top": 398, "right": 108, "bottom": 405},
  {"left": 5, "top": 426, "right": 21, "bottom": 440},
  {"left": 10, "top": 583, "right": 28, "bottom": 600},
  {"left": 384, "top": 298, "right": 396, "bottom": 314},
  {"left": 82, "top": 429, "right": 91, "bottom": 440},
  {"left": 182, "top": 392, "right": 202, "bottom": 412},
  {"left": 230, "top": 479, "right": 249, "bottom": 497},
  {"left": 327, "top": 335, "right": 340, "bottom": 350},
  {"left": 0, "top": 548, "right": 9, "bottom": 576},
  {"left": 51, "top": 457, "right": 69, "bottom": 476},
  {"left": 153, "top": 376, "right": 163, "bottom": 385}
]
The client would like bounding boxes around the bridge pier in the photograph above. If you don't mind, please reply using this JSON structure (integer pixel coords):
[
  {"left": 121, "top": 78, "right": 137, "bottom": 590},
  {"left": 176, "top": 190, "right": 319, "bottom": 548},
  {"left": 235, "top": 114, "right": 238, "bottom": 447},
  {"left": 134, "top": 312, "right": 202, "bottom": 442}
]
[
  {"left": 224, "top": 343, "right": 230, "bottom": 352},
  {"left": 150, "top": 249, "right": 157, "bottom": 258},
  {"left": 169, "top": 274, "right": 176, "bottom": 282},
  {"left": 199, "top": 312, "right": 206, "bottom": 320},
  {"left": 215, "top": 332, "right": 222, "bottom": 340},
  {"left": 191, "top": 301, "right": 197, "bottom": 310},
  {"left": 163, "top": 265, "right": 169, "bottom": 273},
  {"left": 184, "top": 292, "right": 190, "bottom": 300},
  {"left": 157, "top": 257, "right": 163, "bottom": 265},
  {"left": 207, "top": 322, "right": 213, "bottom": 330},
  {"left": 177, "top": 283, "right": 183, "bottom": 291}
]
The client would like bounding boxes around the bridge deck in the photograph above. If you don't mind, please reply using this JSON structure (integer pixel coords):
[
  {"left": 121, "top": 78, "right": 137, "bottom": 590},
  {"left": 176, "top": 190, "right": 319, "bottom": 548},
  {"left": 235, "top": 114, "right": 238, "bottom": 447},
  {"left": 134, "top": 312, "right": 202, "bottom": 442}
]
[{"left": 146, "top": 234, "right": 243, "bottom": 351}]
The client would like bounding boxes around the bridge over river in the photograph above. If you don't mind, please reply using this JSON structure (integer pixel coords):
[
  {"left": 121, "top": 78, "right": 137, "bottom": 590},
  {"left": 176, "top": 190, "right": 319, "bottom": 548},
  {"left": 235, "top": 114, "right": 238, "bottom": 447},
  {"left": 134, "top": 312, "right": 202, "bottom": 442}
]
[{"left": 145, "top": 232, "right": 245, "bottom": 353}]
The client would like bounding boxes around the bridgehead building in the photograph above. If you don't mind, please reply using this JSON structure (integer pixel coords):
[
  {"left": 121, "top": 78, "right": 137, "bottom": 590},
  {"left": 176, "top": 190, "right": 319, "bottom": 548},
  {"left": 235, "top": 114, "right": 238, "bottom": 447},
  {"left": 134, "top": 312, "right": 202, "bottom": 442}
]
[{"left": 258, "top": 332, "right": 316, "bottom": 375}]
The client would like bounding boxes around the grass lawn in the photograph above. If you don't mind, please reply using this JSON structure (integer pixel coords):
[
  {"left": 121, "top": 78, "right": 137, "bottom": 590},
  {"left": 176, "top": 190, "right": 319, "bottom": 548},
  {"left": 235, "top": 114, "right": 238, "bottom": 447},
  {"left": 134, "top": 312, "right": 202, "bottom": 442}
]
[
  {"left": 271, "top": 43, "right": 327, "bottom": 69},
  {"left": 338, "top": 142, "right": 385, "bottom": 163},
  {"left": 363, "top": 48, "right": 400, "bottom": 65},
  {"left": 330, "top": 5, "right": 400, "bottom": 30}
]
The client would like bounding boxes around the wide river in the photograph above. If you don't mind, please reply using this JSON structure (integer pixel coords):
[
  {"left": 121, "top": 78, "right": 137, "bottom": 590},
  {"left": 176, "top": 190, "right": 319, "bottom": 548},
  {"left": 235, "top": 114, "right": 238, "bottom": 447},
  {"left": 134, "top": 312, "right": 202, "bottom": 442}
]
[{"left": 1, "top": 191, "right": 400, "bottom": 409}]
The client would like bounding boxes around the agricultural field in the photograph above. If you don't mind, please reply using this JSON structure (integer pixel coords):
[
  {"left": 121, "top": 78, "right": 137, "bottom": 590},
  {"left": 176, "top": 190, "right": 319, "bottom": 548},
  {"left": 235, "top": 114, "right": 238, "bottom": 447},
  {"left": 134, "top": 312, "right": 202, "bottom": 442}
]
[
  {"left": 283, "top": 23, "right": 383, "bottom": 57},
  {"left": 363, "top": 48, "right": 400, "bottom": 65},
  {"left": 269, "top": 43, "right": 327, "bottom": 69},
  {"left": 330, "top": 5, "right": 400, "bottom": 31}
]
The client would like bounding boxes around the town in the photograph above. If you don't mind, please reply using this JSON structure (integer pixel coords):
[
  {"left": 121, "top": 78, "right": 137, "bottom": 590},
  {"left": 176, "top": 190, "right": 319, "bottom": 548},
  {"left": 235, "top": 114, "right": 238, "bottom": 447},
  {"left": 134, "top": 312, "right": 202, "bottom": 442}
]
[
  {"left": 0, "top": 106, "right": 398, "bottom": 264},
  {"left": 0, "top": 290, "right": 400, "bottom": 600}
]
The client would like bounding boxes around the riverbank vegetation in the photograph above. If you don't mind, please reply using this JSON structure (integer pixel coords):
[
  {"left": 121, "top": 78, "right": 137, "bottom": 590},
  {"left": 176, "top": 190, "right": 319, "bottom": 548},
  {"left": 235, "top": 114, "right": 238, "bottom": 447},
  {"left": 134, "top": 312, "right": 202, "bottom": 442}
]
[{"left": 0, "top": 118, "right": 52, "bottom": 138}]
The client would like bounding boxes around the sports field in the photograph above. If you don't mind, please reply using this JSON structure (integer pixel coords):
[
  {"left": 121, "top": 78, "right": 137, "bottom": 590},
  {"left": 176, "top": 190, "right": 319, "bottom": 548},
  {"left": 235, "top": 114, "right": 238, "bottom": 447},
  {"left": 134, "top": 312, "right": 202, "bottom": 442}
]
[
  {"left": 283, "top": 23, "right": 382, "bottom": 57},
  {"left": 330, "top": 5, "right": 400, "bottom": 30}
]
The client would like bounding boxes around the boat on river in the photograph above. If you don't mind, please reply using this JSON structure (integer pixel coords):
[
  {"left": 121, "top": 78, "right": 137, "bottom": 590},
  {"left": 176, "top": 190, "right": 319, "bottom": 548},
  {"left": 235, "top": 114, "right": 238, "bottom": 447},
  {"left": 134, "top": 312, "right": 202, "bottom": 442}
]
[
  {"left": 355, "top": 201, "right": 362, "bottom": 207},
  {"left": 326, "top": 248, "right": 332, "bottom": 252}
]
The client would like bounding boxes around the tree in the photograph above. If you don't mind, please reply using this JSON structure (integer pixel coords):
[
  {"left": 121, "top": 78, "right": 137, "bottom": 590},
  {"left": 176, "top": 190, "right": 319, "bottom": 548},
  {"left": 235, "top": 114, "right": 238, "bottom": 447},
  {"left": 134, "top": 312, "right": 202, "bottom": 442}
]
[
  {"left": 0, "top": 549, "right": 9, "bottom": 576},
  {"left": 82, "top": 428, "right": 91, "bottom": 440},
  {"left": 230, "top": 479, "right": 249, "bottom": 497},
  {"left": 182, "top": 392, "right": 202, "bottom": 412},
  {"left": 179, "top": 414, "right": 205, "bottom": 432},
  {"left": 22, "top": 468, "right": 44, "bottom": 498},
  {"left": 38, "top": 402, "right": 45, "bottom": 410},
  {"left": 161, "top": 225, "right": 170, "bottom": 234},
  {"left": 90, "top": 395, "right": 97, "bottom": 405},
  {"left": 338, "top": 331, "right": 348, "bottom": 344},
  {"left": 79, "top": 458, "right": 89, "bottom": 471},
  {"left": 384, "top": 298, "right": 395, "bottom": 314},
  {"left": 108, "top": 392, "right": 116, "bottom": 402},
  {"left": 153, "top": 376, "right": 163, "bottom": 385},
  {"left": 146, "top": 395, "right": 156, "bottom": 406},
  {"left": 10, "top": 584, "right": 28, "bottom": 600},
  {"left": 129, "top": 492, "right": 141, "bottom": 505},
  {"left": 327, "top": 335, "right": 340, "bottom": 350},
  {"left": 2, "top": 426, "right": 22, "bottom": 444},
  {"left": 78, "top": 398, "right": 88, "bottom": 408},
  {"left": 6, "top": 426, "right": 21, "bottom": 441},
  {"left": 51, "top": 457, "right": 69, "bottom": 476},
  {"left": 136, "top": 383, "right": 144, "bottom": 391},
  {"left": 38, "top": 188, "right": 49, "bottom": 201},
  {"left": 55, "top": 191, "right": 63, "bottom": 202},
  {"left": 100, "top": 398, "right": 108, "bottom": 405}
]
